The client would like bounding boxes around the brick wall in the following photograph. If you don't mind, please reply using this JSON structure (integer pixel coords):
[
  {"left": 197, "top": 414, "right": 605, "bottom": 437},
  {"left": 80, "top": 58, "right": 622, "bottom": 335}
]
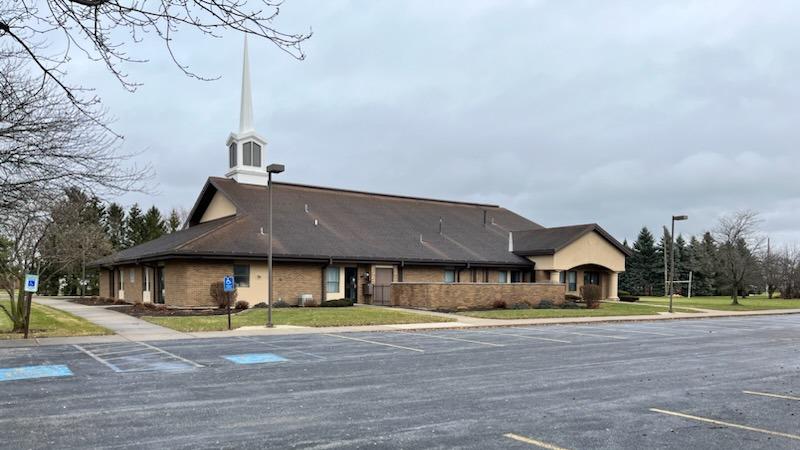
[
  {"left": 273, "top": 263, "right": 322, "bottom": 305},
  {"left": 392, "top": 282, "right": 566, "bottom": 311},
  {"left": 402, "top": 266, "right": 444, "bottom": 283},
  {"left": 99, "top": 270, "right": 111, "bottom": 298},
  {"left": 164, "top": 261, "right": 231, "bottom": 307}
]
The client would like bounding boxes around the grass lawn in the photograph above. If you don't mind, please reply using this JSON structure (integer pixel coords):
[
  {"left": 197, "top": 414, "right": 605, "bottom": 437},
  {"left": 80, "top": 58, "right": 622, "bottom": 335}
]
[
  {"left": 143, "top": 307, "right": 454, "bottom": 332},
  {"left": 460, "top": 302, "right": 695, "bottom": 319},
  {"left": 0, "top": 300, "right": 112, "bottom": 339},
  {"left": 639, "top": 295, "right": 800, "bottom": 311}
]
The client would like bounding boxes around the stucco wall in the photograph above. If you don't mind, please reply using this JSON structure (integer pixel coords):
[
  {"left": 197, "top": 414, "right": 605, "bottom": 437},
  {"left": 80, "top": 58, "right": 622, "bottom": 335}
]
[
  {"left": 392, "top": 282, "right": 566, "bottom": 311},
  {"left": 199, "top": 192, "right": 236, "bottom": 223},
  {"left": 527, "top": 231, "right": 626, "bottom": 272}
]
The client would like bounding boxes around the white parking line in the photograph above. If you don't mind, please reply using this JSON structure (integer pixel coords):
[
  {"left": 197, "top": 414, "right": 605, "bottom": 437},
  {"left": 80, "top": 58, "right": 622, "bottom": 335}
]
[
  {"left": 323, "top": 333, "right": 425, "bottom": 353},
  {"left": 74, "top": 345, "right": 122, "bottom": 373},
  {"left": 399, "top": 331, "right": 505, "bottom": 347},
  {"left": 571, "top": 326, "right": 674, "bottom": 337},
  {"left": 236, "top": 336, "right": 327, "bottom": 360},
  {"left": 504, "top": 433, "right": 570, "bottom": 449},
  {"left": 743, "top": 390, "right": 800, "bottom": 401},
  {"left": 650, "top": 408, "right": 800, "bottom": 441},
  {"left": 540, "top": 329, "right": 628, "bottom": 340},
  {"left": 137, "top": 342, "right": 204, "bottom": 368},
  {"left": 473, "top": 330, "right": 571, "bottom": 343}
]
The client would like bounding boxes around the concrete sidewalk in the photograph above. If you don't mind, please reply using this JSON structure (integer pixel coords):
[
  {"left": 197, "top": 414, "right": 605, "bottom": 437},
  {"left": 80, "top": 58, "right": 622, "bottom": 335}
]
[
  {"left": 33, "top": 297, "right": 191, "bottom": 342},
  {"left": 3, "top": 298, "right": 799, "bottom": 348}
]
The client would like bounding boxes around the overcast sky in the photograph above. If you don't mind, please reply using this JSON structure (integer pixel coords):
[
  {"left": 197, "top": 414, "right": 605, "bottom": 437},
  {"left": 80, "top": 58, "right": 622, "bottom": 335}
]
[{"left": 75, "top": 0, "right": 800, "bottom": 245}]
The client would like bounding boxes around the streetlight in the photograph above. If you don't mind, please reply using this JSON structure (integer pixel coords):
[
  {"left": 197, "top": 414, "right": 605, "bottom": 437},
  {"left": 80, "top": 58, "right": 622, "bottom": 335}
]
[
  {"left": 669, "top": 214, "right": 688, "bottom": 313},
  {"left": 266, "top": 163, "right": 285, "bottom": 328}
]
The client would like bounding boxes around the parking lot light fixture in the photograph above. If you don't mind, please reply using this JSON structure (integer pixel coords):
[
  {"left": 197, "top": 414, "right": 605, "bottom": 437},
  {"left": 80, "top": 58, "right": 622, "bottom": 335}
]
[
  {"left": 669, "top": 215, "right": 688, "bottom": 313},
  {"left": 266, "top": 163, "right": 285, "bottom": 328}
]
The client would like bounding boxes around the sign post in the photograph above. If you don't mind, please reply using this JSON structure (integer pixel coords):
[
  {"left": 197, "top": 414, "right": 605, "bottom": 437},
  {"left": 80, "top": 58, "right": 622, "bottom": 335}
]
[
  {"left": 23, "top": 274, "right": 39, "bottom": 339},
  {"left": 223, "top": 275, "right": 235, "bottom": 331}
]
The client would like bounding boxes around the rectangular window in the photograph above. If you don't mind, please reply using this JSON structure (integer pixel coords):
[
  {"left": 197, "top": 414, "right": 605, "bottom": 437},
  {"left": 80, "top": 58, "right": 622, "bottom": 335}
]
[
  {"left": 559, "top": 271, "right": 566, "bottom": 284},
  {"left": 325, "top": 267, "right": 340, "bottom": 293},
  {"left": 584, "top": 271, "right": 600, "bottom": 286},
  {"left": 243, "top": 142, "right": 252, "bottom": 166},
  {"left": 252, "top": 143, "right": 261, "bottom": 167},
  {"left": 129, "top": 268, "right": 135, "bottom": 283},
  {"left": 234, "top": 264, "right": 250, "bottom": 287},
  {"left": 443, "top": 270, "right": 456, "bottom": 283},
  {"left": 510, "top": 271, "right": 522, "bottom": 283},
  {"left": 567, "top": 271, "right": 577, "bottom": 291},
  {"left": 498, "top": 271, "right": 508, "bottom": 283},
  {"left": 119, "top": 269, "right": 124, "bottom": 290},
  {"left": 229, "top": 143, "right": 237, "bottom": 167}
]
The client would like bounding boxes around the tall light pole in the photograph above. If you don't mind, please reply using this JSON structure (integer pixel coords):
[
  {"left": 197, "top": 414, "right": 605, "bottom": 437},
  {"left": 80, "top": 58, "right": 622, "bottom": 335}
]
[
  {"left": 669, "top": 214, "right": 688, "bottom": 313},
  {"left": 266, "top": 163, "right": 285, "bottom": 328}
]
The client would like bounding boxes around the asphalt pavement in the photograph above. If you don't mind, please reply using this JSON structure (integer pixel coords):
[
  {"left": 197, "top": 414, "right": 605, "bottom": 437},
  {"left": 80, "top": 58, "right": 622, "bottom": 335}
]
[{"left": 1, "top": 315, "right": 799, "bottom": 449}]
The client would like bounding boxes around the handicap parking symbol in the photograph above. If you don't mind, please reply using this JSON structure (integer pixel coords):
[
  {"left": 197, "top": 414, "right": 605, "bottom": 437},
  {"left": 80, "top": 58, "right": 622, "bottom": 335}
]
[{"left": 223, "top": 275, "right": 235, "bottom": 292}]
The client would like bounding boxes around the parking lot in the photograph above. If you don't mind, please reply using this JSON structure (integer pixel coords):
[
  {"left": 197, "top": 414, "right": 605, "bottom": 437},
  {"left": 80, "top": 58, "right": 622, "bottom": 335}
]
[{"left": 1, "top": 315, "right": 799, "bottom": 449}]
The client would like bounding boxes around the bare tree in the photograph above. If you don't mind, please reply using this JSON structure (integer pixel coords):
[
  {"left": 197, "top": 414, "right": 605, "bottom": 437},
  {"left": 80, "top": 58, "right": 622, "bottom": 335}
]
[
  {"left": 714, "top": 211, "right": 762, "bottom": 305},
  {"left": 0, "top": 54, "right": 150, "bottom": 214},
  {"left": 0, "top": 0, "right": 311, "bottom": 101}
]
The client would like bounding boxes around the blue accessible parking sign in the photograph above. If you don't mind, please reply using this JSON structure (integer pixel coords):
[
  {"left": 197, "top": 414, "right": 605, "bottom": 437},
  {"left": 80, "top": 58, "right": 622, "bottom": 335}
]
[
  {"left": 223, "top": 275, "right": 235, "bottom": 292},
  {"left": 24, "top": 274, "right": 39, "bottom": 293}
]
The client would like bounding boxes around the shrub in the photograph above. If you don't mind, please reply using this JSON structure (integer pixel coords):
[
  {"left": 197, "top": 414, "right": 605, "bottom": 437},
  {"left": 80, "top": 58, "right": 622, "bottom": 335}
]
[
  {"left": 619, "top": 295, "right": 640, "bottom": 302},
  {"left": 492, "top": 300, "right": 507, "bottom": 309},
  {"left": 209, "top": 281, "right": 237, "bottom": 308},
  {"left": 581, "top": 285, "right": 602, "bottom": 309},
  {"left": 536, "top": 299, "right": 555, "bottom": 309},
  {"left": 511, "top": 302, "right": 530, "bottom": 310},
  {"left": 321, "top": 298, "right": 354, "bottom": 307},
  {"left": 274, "top": 300, "right": 291, "bottom": 308},
  {"left": 113, "top": 299, "right": 127, "bottom": 305},
  {"left": 561, "top": 301, "right": 580, "bottom": 309},
  {"left": 300, "top": 297, "right": 319, "bottom": 307},
  {"left": 234, "top": 300, "right": 249, "bottom": 310},
  {"left": 565, "top": 293, "right": 582, "bottom": 301},
  {"left": 253, "top": 302, "right": 268, "bottom": 308},
  {"left": 618, "top": 290, "right": 631, "bottom": 297}
]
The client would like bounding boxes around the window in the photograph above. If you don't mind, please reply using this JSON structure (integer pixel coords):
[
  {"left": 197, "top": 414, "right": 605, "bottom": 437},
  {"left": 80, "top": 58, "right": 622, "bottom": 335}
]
[
  {"left": 498, "top": 271, "right": 508, "bottom": 283},
  {"left": 243, "top": 142, "right": 252, "bottom": 166},
  {"left": 584, "top": 271, "right": 600, "bottom": 286},
  {"left": 567, "top": 271, "right": 577, "bottom": 291},
  {"left": 251, "top": 143, "right": 261, "bottom": 167},
  {"left": 510, "top": 271, "right": 522, "bottom": 283},
  {"left": 559, "top": 271, "right": 566, "bottom": 284},
  {"left": 229, "top": 142, "right": 237, "bottom": 167},
  {"left": 443, "top": 270, "right": 456, "bottom": 283},
  {"left": 142, "top": 268, "right": 149, "bottom": 292},
  {"left": 234, "top": 264, "right": 250, "bottom": 287},
  {"left": 129, "top": 268, "right": 135, "bottom": 283},
  {"left": 119, "top": 269, "right": 124, "bottom": 290},
  {"left": 325, "top": 267, "right": 340, "bottom": 293}
]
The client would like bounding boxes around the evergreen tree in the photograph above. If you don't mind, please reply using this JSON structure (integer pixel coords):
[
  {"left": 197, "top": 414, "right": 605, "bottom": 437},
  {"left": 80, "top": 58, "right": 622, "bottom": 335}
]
[
  {"left": 126, "top": 204, "right": 146, "bottom": 247},
  {"left": 142, "top": 206, "right": 167, "bottom": 243},
  {"left": 104, "top": 203, "right": 128, "bottom": 250},
  {"left": 167, "top": 209, "right": 182, "bottom": 233},
  {"left": 699, "top": 232, "right": 719, "bottom": 295},
  {"left": 619, "top": 239, "right": 634, "bottom": 294},
  {"left": 628, "top": 227, "right": 663, "bottom": 295}
]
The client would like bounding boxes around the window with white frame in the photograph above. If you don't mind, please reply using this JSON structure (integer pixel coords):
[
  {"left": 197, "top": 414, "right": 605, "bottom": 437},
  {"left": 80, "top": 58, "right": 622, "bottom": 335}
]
[
  {"left": 559, "top": 271, "right": 566, "bottom": 284},
  {"left": 498, "top": 271, "right": 508, "bottom": 283},
  {"left": 119, "top": 269, "right": 124, "bottom": 290},
  {"left": 444, "top": 269, "right": 456, "bottom": 283},
  {"left": 234, "top": 264, "right": 250, "bottom": 287},
  {"left": 325, "top": 267, "right": 340, "bottom": 293},
  {"left": 129, "top": 268, "right": 135, "bottom": 283},
  {"left": 229, "top": 142, "right": 237, "bottom": 167},
  {"left": 567, "top": 271, "right": 577, "bottom": 291},
  {"left": 242, "top": 142, "right": 262, "bottom": 167}
]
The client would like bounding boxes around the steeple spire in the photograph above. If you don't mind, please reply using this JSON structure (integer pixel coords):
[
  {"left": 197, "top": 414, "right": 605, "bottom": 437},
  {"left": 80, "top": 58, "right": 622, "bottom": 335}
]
[{"left": 239, "top": 35, "right": 254, "bottom": 133}]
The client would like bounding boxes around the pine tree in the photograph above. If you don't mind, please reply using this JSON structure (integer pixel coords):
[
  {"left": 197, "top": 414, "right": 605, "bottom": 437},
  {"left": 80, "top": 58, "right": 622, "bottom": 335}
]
[
  {"left": 619, "top": 239, "right": 634, "bottom": 294},
  {"left": 104, "top": 203, "right": 128, "bottom": 250},
  {"left": 628, "top": 227, "right": 663, "bottom": 295},
  {"left": 126, "top": 204, "right": 145, "bottom": 247},
  {"left": 142, "top": 206, "right": 166, "bottom": 242},
  {"left": 167, "top": 209, "right": 182, "bottom": 233}
]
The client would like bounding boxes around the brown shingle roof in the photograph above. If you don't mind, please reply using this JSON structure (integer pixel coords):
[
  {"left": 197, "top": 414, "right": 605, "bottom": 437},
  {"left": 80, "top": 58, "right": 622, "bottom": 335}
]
[
  {"left": 93, "top": 177, "right": 543, "bottom": 267},
  {"left": 512, "top": 223, "right": 632, "bottom": 257}
]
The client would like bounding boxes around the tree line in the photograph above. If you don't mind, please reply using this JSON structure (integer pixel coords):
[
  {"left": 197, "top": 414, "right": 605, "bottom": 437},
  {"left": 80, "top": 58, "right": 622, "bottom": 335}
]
[{"left": 619, "top": 211, "right": 797, "bottom": 303}]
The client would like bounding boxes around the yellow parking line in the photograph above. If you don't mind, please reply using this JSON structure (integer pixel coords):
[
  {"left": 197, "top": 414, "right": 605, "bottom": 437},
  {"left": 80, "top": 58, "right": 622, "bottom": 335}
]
[
  {"left": 503, "top": 433, "right": 570, "bottom": 449},
  {"left": 322, "top": 334, "right": 424, "bottom": 353},
  {"left": 650, "top": 408, "right": 800, "bottom": 441},
  {"left": 743, "top": 390, "right": 800, "bottom": 401}
]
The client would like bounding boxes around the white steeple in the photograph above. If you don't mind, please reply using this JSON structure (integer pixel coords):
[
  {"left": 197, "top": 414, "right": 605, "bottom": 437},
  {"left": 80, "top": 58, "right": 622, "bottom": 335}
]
[{"left": 225, "top": 35, "right": 269, "bottom": 186}]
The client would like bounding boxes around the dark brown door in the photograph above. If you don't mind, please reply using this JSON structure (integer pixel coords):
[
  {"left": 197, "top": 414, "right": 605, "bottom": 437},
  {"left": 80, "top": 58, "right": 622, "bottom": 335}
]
[{"left": 374, "top": 268, "right": 393, "bottom": 306}]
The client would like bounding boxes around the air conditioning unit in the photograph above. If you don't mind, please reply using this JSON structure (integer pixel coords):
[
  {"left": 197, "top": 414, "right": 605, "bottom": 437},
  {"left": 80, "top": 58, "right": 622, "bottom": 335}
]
[{"left": 299, "top": 294, "right": 314, "bottom": 306}]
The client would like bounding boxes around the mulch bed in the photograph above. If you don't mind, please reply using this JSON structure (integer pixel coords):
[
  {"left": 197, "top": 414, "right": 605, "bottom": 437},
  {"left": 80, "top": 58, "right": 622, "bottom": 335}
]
[
  {"left": 68, "top": 297, "right": 126, "bottom": 306},
  {"left": 108, "top": 305, "right": 246, "bottom": 318}
]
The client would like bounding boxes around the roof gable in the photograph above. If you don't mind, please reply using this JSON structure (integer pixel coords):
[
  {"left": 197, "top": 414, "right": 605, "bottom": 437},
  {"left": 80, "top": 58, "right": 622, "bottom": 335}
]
[{"left": 512, "top": 224, "right": 632, "bottom": 257}]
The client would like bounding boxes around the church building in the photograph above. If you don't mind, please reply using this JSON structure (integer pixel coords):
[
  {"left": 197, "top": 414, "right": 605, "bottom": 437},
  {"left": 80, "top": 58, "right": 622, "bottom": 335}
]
[{"left": 93, "top": 40, "right": 630, "bottom": 309}]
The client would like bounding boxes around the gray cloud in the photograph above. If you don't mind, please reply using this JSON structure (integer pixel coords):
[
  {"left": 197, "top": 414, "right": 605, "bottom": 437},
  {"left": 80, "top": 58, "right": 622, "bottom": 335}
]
[{"left": 73, "top": 0, "right": 800, "bottom": 245}]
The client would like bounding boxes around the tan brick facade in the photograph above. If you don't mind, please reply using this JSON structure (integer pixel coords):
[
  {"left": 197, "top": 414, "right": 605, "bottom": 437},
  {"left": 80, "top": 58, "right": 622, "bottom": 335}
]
[
  {"left": 392, "top": 282, "right": 566, "bottom": 311},
  {"left": 164, "top": 261, "right": 231, "bottom": 307},
  {"left": 99, "top": 270, "right": 111, "bottom": 298},
  {"left": 272, "top": 263, "right": 323, "bottom": 305},
  {"left": 402, "top": 266, "right": 444, "bottom": 283}
]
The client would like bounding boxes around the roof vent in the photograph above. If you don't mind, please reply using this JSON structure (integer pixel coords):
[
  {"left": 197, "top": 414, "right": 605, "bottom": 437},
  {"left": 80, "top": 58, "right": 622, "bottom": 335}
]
[
  {"left": 314, "top": 219, "right": 319, "bottom": 227},
  {"left": 508, "top": 231, "right": 514, "bottom": 252},
  {"left": 438, "top": 217, "right": 443, "bottom": 234},
  {"left": 259, "top": 227, "right": 265, "bottom": 235},
  {"left": 304, "top": 204, "right": 309, "bottom": 213}
]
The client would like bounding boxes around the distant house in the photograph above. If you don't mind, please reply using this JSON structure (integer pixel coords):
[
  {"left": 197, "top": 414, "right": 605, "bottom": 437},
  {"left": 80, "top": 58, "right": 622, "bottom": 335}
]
[{"left": 92, "top": 42, "right": 630, "bottom": 308}]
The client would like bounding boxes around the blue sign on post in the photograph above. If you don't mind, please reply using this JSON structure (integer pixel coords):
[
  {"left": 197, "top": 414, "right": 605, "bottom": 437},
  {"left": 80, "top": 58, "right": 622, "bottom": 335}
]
[
  {"left": 24, "top": 274, "right": 39, "bottom": 293},
  {"left": 223, "top": 275, "right": 235, "bottom": 292}
]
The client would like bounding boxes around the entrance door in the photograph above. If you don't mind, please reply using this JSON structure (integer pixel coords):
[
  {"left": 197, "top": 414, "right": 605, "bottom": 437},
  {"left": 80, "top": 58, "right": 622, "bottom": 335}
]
[
  {"left": 155, "top": 267, "right": 166, "bottom": 304},
  {"left": 584, "top": 271, "right": 600, "bottom": 286},
  {"left": 373, "top": 267, "right": 393, "bottom": 306},
  {"left": 344, "top": 267, "right": 358, "bottom": 300}
]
